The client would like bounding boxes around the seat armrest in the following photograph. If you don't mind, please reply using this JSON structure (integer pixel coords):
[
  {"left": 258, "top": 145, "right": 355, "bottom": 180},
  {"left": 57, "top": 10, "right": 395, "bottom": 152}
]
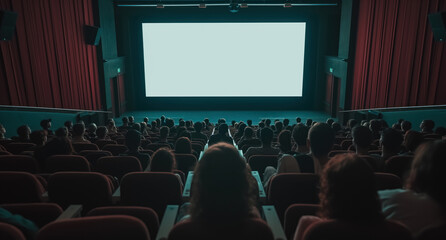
[
  {"left": 156, "top": 205, "right": 179, "bottom": 240},
  {"left": 56, "top": 205, "right": 83, "bottom": 220},
  {"left": 112, "top": 187, "right": 121, "bottom": 204},
  {"left": 182, "top": 171, "right": 194, "bottom": 201},
  {"left": 263, "top": 205, "right": 287, "bottom": 240},
  {"left": 252, "top": 171, "right": 266, "bottom": 203}
]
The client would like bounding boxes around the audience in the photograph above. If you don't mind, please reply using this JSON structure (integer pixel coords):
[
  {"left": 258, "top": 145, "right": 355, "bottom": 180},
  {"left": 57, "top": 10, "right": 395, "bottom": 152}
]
[
  {"left": 294, "top": 154, "right": 385, "bottom": 240},
  {"left": 14, "top": 125, "right": 31, "bottom": 142},
  {"left": 71, "top": 123, "right": 90, "bottom": 143},
  {"left": 208, "top": 123, "right": 233, "bottom": 146},
  {"left": 237, "top": 127, "right": 261, "bottom": 151},
  {"left": 244, "top": 127, "right": 279, "bottom": 160},
  {"left": 307, "top": 122, "right": 334, "bottom": 168},
  {"left": 40, "top": 119, "right": 54, "bottom": 136},
  {"left": 0, "top": 123, "right": 8, "bottom": 140},
  {"left": 120, "top": 129, "right": 151, "bottom": 170},
  {"left": 95, "top": 126, "right": 109, "bottom": 141},
  {"left": 377, "top": 128, "right": 403, "bottom": 164},
  {"left": 379, "top": 140, "right": 446, "bottom": 236},
  {"left": 292, "top": 123, "right": 310, "bottom": 154},
  {"left": 420, "top": 119, "right": 435, "bottom": 134},
  {"left": 352, "top": 126, "right": 373, "bottom": 155},
  {"left": 191, "top": 121, "right": 208, "bottom": 143},
  {"left": 402, "top": 130, "right": 423, "bottom": 155},
  {"left": 156, "top": 126, "right": 174, "bottom": 148},
  {"left": 106, "top": 118, "right": 118, "bottom": 134}
]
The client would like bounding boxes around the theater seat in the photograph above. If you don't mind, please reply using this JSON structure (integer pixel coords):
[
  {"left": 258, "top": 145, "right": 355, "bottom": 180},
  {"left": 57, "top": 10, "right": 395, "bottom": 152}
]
[
  {"left": 284, "top": 204, "right": 319, "bottom": 240},
  {"left": 95, "top": 156, "right": 142, "bottom": 180},
  {"left": 35, "top": 215, "right": 150, "bottom": 240},
  {"left": 120, "top": 172, "right": 183, "bottom": 218},
  {"left": 374, "top": 173, "right": 402, "bottom": 190},
  {"left": 72, "top": 143, "right": 99, "bottom": 153},
  {"left": 44, "top": 155, "right": 91, "bottom": 173},
  {"left": 4, "top": 143, "right": 36, "bottom": 155},
  {"left": 384, "top": 155, "right": 413, "bottom": 181},
  {"left": 168, "top": 218, "right": 274, "bottom": 240},
  {"left": 87, "top": 206, "right": 159, "bottom": 240},
  {"left": 0, "top": 203, "right": 63, "bottom": 228},
  {"left": 0, "top": 155, "right": 39, "bottom": 173},
  {"left": 174, "top": 154, "right": 197, "bottom": 178},
  {"left": 94, "top": 140, "right": 117, "bottom": 149},
  {"left": 0, "top": 171, "right": 45, "bottom": 204},
  {"left": 144, "top": 143, "right": 171, "bottom": 151},
  {"left": 0, "top": 223, "right": 26, "bottom": 240},
  {"left": 48, "top": 172, "right": 113, "bottom": 212},
  {"left": 301, "top": 219, "right": 412, "bottom": 240},
  {"left": 102, "top": 144, "right": 128, "bottom": 156},
  {"left": 248, "top": 155, "right": 278, "bottom": 181},
  {"left": 417, "top": 223, "right": 446, "bottom": 240},
  {"left": 267, "top": 173, "right": 320, "bottom": 225}
]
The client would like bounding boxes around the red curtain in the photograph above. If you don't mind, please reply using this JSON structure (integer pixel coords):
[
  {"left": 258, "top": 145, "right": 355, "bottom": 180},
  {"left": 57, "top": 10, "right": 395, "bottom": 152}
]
[
  {"left": 352, "top": 0, "right": 446, "bottom": 110},
  {"left": 0, "top": 0, "right": 101, "bottom": 110}
]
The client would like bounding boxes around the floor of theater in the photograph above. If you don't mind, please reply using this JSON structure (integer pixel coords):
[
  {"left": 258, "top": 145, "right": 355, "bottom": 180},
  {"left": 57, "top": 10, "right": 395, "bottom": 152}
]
[{"left": 116, "top": 110, "right": 335, "bottom": 125}]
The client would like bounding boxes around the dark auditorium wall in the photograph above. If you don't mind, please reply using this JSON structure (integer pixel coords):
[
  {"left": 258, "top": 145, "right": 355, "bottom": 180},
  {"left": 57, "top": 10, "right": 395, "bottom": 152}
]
[
  {"left": 0, "top": 0, "right": 101, "bottom": 110},
  {"left": 351, "top": 0, "right": 446, "bottom": 109}
]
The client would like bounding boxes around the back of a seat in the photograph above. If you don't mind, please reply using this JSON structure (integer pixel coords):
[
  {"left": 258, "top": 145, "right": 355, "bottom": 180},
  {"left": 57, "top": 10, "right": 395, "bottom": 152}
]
[
  {"left": 0, "top": 171, "right": 45, "bottom": 204},
  {"left": 328, "top": 150, "right": 354, "bottom": 158},
  {"left": 174, "top": 154, "right": 197, "bottom": 178},
  {"left": 385, "top": 155, "right": 413, "bottom": 180},
  {"left": 4, "top": 143, "right": 36, "bottom": 155},
  {"left": 94, "top": 140, "right": 117, "bottom": 149},
  {"left": 0, "top": 203, "right": 63, "bottom": 228},
  {"left": 374, "top": 173, "right": 402, "bottom": 190},
  {"left": 102, "top": 144, "right": 128, "bottom": 156},
  {"left": 79, "top": 150, "right": 113, "bottom": 166},
  {"left": 248, "top": 155, "right": 278, "bottom": 181},
  {"left": 144, "top": 143, "right": 171, "bottom": 151},
  {"left": 72, "top": 143, "right": 99, "bottom": 153},
  {"left": 417, "top": 223, "right": 446, "bottom": 240},
  {"left": 0, "top": 155, "right": 39, "bottom": 173},
  {"left": 168, "top": 218, "right": 274, "bottom": 240},
  {"left": 48, "top": 172, "right": 113, "bottom": 211},
  {"left": 268, "top": 173, "right": 320, "bottom": 224},
  {"left": 302, "top": 219, "right": 413, "bottom": 240},
  {"left": 120, "top": 172, "right": 183, "bottom": 218},
  {"left": 87, "top": 206, "right": 159, "bottom": 240},
  {"left": 44, "top": 155, "right": 91, "bottom": 173},
  {"left": 0, "top": 222, "right": 26, "bottom": 240},
  {"left": 36, "top": 215, "right": 150, "bottom": 240},
  {"left": 95, "top": 156, "right": 142, "bottom": 180},
  {"left": 284, "top": 204, "right": 319, "bottom": 240}
]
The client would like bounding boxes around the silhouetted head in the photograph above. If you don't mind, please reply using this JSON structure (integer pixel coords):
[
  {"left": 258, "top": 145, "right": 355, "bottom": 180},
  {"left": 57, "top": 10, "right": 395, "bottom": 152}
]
[
  {"left": 308, "top": 123, "right": 335, "bottom": 158},
  {"left": 275, "top": 121, "right": 283, "bottom": 133},
  {"left": 260, "top": 127, "right": 274, "bottom": 146},
  {"left": 96, "top": 126, "right": 108, "bottom": 139},
  {"left": 380, "top": 128, "right": 403, "bottom": 153},
  {"left": 265, "top": 119, "right": 271, "bottom": 127},
  {"left": 420, "top": 120, "right": 435, "bottom": 133},
  {"left": 319, "top": 154, "right": 383, "bottom": 222},
  {"left": 122, "top": 117, "right": 129, "bottom": 124},
  {"left": 128, "top": 116, "right": 134, "bottom": 124},
  {"left": 30, "top": 130, "right": 47, "bottom": 146},
  {"left": 160, "top": 126, "right": 169, "bottom": 139},
  {"left": 331, "top": 122, "right": 342, "bottom": 133},
  {"left": 369, "top": 119, "right": 382, "bottom": 133},
  {"left": 87, "top": 123, "right": 97, "bottom": 134},
  {"left": 278, "top": 130, "right": 292, "bottom": 153},
  {"left": 247, "top": 119, "right": 253, "bottom": 127},
  {"left": 17, "top": 125, "right": 31, "bottom": 140},
  {"left": 150, "top": 148, "right": 176, "bottom": 172},
  {"left": 347, "top": 119, "right": 357, "bottom": 130},
  {"left": 218, "top": 124, "right": 228, "bottom": 135},
  {"left": 283, "top": 119, "right": 290, "bottom": 127},
  {"left": 326, "top": 118, "right": 334, "bottom": 126},
  {"left": 40, "top": 119, "right": 51, "bottom": 130},
  {"left": 190, "top": 143, "right": 256, "bottom": 222},
  {"left": 64, "top": 121, "right": 73, "bottom": 130},
  {"left": 292, "top": 123, "right": 309, "bottom": 146},
  {"left": 175, "top": 137, "right": 192, "bottom": 154},
  {"left": 72, "top": 123, "right": 85, "bottom": 137},
  {"left": 296, "top": 117, "right": 301, "bottom": 123},
  {"left": 55, "top": 127, "right": 68, "bottom": 138},
  {"left": 306, "top": 119, "right": 313, "bottom": 127},
  {"left": 243, "top": 127, "right": 254, "bottom": 139},
  {"left": 125, "top": 129, "right": 141, "bottom": 151},
  {"left": 401, "top": 120, "right": 412, "bottom": 132},
  {"left": 352, "top": 126, "right": 373, "bottom": 148},
  {"left": 143, "top": 117, "right": 149, "bottom": 123},
  {"left": 406, "top": 140, "right": 446, "bottom": 212}
]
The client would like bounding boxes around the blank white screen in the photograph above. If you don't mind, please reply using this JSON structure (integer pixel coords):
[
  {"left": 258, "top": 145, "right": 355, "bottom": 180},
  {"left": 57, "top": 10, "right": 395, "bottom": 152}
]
[{"left": 142, "top": 22, "right": 306, "bottom": 97}]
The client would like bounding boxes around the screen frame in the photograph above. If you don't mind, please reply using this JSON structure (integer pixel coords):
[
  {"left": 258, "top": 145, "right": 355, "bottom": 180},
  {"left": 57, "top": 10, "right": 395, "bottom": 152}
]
[{"left": 121, "top": 7, "right": 320, "bottom": 110}]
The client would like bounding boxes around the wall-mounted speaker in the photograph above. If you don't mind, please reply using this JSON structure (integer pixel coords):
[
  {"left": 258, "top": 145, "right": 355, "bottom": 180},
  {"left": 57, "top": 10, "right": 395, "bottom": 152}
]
[
  {"left": 428, "top": 12, "right": 446, "bottom": 41},
  {"left": 84, "top": 25, "right": 102, "bottom": 46},
  {"left": 0, "top": 10, "right": 18, "bottom": 41}
]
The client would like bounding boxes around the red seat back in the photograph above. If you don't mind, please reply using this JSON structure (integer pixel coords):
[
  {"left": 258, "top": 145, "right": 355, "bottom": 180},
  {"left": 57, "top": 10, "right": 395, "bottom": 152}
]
[
  {"left": 87, "top": 206, "right": 159, "bottom": 240},
  {"left": 268, "top": 173, "right": 320, "bottom": 224},
  {"left": 72, "top": 143, "right": 99, "bottom": 153},
  {"left": 0, "top": 222, "right": 26, "bottom": 240},
  {"left": 44, "top": 155, "right": 91, "bottom": 173},
  {"left": 36, "top": 215, "right": 150, "bottom": 240},
  {"left": 48, "top": 172, "right": 113, "bottom": 212},
  {"left": 102, "top": 144, "right": 128, "bottom": 156},
  {"left": 248, "top": 155, "right": 278, "bottom": 181},
  {"left": 0, "top": 155, "right": 39, "bottom": 173},
  {"left": 174, "top": 154, "right": 197, "bottom": 178},
  {"left": 0, "top": 203, "right": 63, "bottom": 228},
  {"left": 79, "top": 150, "right": 112, "bottom": 166},
  {"left": 303, "top": 219, "right": 412, "bottom": 240},
  {"left": 374, "top": 173, "right": 402, "bottom": 190},
  {"left": 384, "top": 155, "right": 413, "bottom": 181},
  {"left": 144, "top": 143, "right": 171, "bottom": 151},
  {"left": 0, "top": 171, "right": 45, "bottom": 204},
  {"left": 95, "top": 156, "right": 142, "bottom": 180},
  {"left": 168, "top": 218, "right": 274, "bottom": 240},
  {"left": 94, "top": 140, "right": 117, "bottom": 149},
  {"left": 284, "top": 204, "right": 319, "bottom": 240},
  {"left": 120, "top": 172, "right": 183, "bottom": 218},
  {"left": 5, "top": 143, "right": 36, "bottom": 155}
]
